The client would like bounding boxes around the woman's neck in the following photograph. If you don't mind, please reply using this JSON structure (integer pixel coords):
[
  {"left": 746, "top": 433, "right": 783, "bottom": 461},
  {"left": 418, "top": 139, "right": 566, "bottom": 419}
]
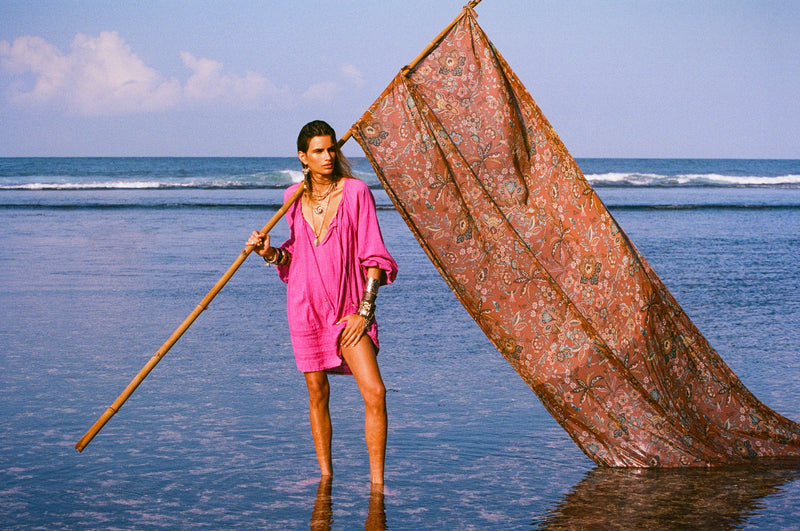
[{"left": 310, "top": 174, "right": 333, "bottom": 188}]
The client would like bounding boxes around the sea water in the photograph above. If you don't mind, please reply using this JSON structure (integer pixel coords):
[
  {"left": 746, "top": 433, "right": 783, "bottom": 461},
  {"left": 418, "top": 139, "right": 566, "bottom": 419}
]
[{"left": 1, "top": 158, "right": 799, "bottom": 529}]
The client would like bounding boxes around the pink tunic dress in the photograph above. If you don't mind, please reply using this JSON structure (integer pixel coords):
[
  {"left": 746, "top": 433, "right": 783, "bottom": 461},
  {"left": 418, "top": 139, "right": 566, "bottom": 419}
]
[{"left": 276, "top": 178, "right": 398, "bottom": 374}]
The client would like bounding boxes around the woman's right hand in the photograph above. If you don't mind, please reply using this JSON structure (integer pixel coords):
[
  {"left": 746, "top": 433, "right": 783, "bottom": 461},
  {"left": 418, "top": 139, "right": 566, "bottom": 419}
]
[{"left": 247, "top": 230, "right": 272, "bottom": 257}]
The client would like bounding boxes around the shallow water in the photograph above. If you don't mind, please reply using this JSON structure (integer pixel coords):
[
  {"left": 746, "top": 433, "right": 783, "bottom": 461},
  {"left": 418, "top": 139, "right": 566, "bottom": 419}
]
[{"left": 1, "top": 184, "right": 799, "bottom": 529}]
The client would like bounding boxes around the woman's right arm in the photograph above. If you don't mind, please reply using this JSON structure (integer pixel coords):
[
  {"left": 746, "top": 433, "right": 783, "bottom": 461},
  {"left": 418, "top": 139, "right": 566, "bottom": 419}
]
[{"left": 247, "top": 231, "right": 291, "bottom": 265}]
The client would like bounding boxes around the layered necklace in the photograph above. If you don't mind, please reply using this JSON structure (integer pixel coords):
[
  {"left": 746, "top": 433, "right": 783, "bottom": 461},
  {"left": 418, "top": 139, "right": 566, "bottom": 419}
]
[
  {"left": 311, "top": 181, "right": 336, "bottom": 215},
  {"left": 309, "top": 180, "right": 337, "bottom": 246}
]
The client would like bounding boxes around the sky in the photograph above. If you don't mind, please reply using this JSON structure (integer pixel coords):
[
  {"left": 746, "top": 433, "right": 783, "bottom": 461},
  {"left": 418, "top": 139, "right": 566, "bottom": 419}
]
[{"left": 1, "top": 0, "right": 798, "bottom": 158}]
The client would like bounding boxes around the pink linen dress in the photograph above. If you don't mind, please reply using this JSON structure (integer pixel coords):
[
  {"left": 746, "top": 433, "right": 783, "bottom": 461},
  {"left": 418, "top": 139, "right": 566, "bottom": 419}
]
[{"left": 276, "top": 178, "right": 398, "bottom": 374}]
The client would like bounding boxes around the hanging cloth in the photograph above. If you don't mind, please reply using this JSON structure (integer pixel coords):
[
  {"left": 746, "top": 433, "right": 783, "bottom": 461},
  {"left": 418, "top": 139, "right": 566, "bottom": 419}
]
[{"left": 351, "top": 6, "right": 800, "bottom": 466}]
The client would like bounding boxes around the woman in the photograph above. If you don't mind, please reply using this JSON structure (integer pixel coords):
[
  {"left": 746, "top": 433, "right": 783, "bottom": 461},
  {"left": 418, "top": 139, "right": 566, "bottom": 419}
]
[{"left": 247, "top": 120, "right": 398, "bottom": 486}]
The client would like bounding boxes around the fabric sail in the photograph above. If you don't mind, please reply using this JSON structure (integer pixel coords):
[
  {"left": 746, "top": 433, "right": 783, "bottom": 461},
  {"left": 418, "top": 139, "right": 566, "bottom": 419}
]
[{"left": 351, "top": 6, "right": 800, "bottom": 467}]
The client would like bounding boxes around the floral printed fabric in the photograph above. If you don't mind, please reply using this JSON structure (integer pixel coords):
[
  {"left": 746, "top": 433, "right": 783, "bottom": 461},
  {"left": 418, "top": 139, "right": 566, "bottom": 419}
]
[{"left": 352, "top": 7, "right": 800, "bottom": 466}]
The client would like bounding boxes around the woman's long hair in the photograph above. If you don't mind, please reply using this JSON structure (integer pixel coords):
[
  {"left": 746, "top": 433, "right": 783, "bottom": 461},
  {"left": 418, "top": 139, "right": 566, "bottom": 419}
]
[{"left": 297, "top": 120, "right": 352, "bottom": 195}]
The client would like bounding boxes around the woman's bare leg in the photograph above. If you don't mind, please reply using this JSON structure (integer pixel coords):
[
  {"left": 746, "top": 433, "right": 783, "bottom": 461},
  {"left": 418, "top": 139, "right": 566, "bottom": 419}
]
[
  {"left": 341, "top": 336, "right": 387, "bottom": 485},
  {"left": 304, "top": 371, "right": 333, "bottom": 477}
]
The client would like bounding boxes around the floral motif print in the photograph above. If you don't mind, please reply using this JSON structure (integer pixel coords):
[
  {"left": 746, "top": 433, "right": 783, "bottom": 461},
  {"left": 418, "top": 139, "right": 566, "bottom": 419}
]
[
  {"left": 353, "top": 8, "right": 800, "bottom": 466},
  {"left": 438, "top": 50, "right": 466, "bottom": 76}
]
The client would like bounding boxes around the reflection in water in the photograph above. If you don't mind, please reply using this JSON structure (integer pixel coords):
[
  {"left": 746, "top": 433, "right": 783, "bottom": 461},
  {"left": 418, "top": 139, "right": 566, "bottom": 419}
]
[
  {"left": 310, "top": 477, "right": 333, "bottom": 530},
  {"left": 535, "top": 460, "right": 800, "bottom": 530},
  {"left": 309, "top": 477, "right": 386, "bottom": 530},
  {"left": 365, "top": 486, "right": 387, "bottom": 531}
]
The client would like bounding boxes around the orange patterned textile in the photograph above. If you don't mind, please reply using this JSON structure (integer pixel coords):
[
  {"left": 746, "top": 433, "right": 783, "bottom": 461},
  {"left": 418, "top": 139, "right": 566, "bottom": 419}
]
[{"left": 352, "top": 7, "right": 800, "bottom": 467}]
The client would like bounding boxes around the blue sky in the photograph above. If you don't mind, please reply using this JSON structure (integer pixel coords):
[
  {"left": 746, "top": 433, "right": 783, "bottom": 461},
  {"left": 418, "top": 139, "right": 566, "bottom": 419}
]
[{"left": 1, "top": 0, "right": 798, "bottom": 158}]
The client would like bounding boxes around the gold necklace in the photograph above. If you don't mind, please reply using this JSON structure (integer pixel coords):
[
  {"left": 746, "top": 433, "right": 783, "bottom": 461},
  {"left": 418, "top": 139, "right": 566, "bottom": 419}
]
[
  {"left": 311, "top": 181, "right": 335, "bottom": 214},
  {"left": 311, "top": 190, "right": 334, "bottom": 246},
  {"left": 311, "top": 181, "right": 336, "bottom": 215}
]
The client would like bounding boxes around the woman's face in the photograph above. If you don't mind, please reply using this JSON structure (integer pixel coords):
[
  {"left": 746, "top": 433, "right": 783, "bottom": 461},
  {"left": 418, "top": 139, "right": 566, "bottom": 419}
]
[{"left": 298, "top": 135, "right": 336, "bottom": 178}]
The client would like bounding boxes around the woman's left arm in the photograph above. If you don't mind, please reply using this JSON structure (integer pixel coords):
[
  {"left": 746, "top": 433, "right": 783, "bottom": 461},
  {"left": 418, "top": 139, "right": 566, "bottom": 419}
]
[{"left": 337, "top": 266, "right": 385, "bottom": 348}]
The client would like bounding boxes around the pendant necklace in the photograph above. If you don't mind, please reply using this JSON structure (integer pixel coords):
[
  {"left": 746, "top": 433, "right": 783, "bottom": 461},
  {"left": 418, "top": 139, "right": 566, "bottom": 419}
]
[
  {"left": 311, "top": 185, "right": 334, "bottom": 246},
  {"left": 311, "top": 181, "right": 336, "bottom": 215}
]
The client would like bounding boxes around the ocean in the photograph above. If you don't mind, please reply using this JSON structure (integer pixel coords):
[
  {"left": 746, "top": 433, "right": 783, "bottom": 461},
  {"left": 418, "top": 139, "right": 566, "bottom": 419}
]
[{"left": 1, "top": 157, "right": 799, "bottom": 529}]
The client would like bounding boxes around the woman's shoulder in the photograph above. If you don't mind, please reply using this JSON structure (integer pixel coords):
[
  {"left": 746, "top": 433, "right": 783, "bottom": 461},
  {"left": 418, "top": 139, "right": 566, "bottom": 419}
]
[
  {"left": 284, "top": 182, "right": 303, "bottom": 201},
  {"left": 343, "top": 176, "right": 372, "bottom": 198},
  {"left": 343, "top": 178, "right": 377, "bottom": 211}
]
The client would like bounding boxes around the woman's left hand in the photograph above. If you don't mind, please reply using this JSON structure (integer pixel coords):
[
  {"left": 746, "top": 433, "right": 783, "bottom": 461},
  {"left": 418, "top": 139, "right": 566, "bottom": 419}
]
[{"left": 337, "top": 314, "right": 369, "bottom": 348}]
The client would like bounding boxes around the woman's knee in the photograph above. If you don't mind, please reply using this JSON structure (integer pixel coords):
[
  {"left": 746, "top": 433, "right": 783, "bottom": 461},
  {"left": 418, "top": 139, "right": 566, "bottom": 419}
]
[
  {"left": 362, "top": 379, "right": 386, "bottom": 410},
  {"left": 305, "top": 373, "right": 330, "bottom": 407}
]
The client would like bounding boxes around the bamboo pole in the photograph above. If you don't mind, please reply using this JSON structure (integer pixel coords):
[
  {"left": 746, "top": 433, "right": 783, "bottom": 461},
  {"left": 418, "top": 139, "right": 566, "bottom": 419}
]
[
  {"left": 75, "top": 183, "right": 306, "bottom": 452},
  {"left": 344, "top": 1, "right": 482, "bottom": 143},
  {"left": 401, "top": 0, "right": 482, "bottom": 75}
]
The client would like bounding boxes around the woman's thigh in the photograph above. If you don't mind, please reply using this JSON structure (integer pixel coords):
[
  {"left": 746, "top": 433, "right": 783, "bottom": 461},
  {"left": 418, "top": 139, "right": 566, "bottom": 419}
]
[{"left": 341, "top": 337, "right": 385, "bottom": 400}]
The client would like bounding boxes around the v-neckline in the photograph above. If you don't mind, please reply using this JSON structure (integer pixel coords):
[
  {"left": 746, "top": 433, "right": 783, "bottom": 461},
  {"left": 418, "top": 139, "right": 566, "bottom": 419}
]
[{"left": 302, "top": 178, "right": 346, "bottom": 246}]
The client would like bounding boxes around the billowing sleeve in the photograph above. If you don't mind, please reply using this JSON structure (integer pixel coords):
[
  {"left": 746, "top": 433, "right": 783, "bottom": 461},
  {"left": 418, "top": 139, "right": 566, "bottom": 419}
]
[
  {"left": 276, "top": 184, "right": 301, "bottom": 283},
  {"left": 354, "top": 181, "right": 398, "bottom": 285}
]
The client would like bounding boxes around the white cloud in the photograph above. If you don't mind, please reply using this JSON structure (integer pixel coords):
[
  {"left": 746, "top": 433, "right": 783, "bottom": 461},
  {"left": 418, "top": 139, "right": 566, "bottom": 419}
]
[
  {"left": 0, "top": 32, "right": 180, "bottom": 115},
  {"left": 340, "top": 63, "right": 364, "bottom": 89},
  {"left": 0, "top": 32, "right": 292, "bottom": 116},
  {"left": 299, "top": 64, "right": 368, "bottom": 103},
  {"left": 300, "top": 82, "right": 340, "bottom": 103},
  {"left": 180, "top": 52, "right": 290, "bottom": 108}
]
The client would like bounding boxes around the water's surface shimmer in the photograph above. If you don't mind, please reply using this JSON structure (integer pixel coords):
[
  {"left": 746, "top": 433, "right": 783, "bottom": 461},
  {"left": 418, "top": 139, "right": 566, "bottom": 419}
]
[{"left": 1, "top": 158, "right": 799, "bottom": 528}]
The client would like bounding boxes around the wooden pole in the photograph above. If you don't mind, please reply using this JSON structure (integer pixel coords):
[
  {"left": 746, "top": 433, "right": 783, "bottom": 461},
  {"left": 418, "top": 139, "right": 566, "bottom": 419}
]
[
  {"left": 343, "top": 1, "right": 483, "bottom": 143},
  {"left": 75, "top": 183, "right": 305, "bottom": 452},
  {"left": 401, "top": 0, "right": 483, "bottom": 75}
]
